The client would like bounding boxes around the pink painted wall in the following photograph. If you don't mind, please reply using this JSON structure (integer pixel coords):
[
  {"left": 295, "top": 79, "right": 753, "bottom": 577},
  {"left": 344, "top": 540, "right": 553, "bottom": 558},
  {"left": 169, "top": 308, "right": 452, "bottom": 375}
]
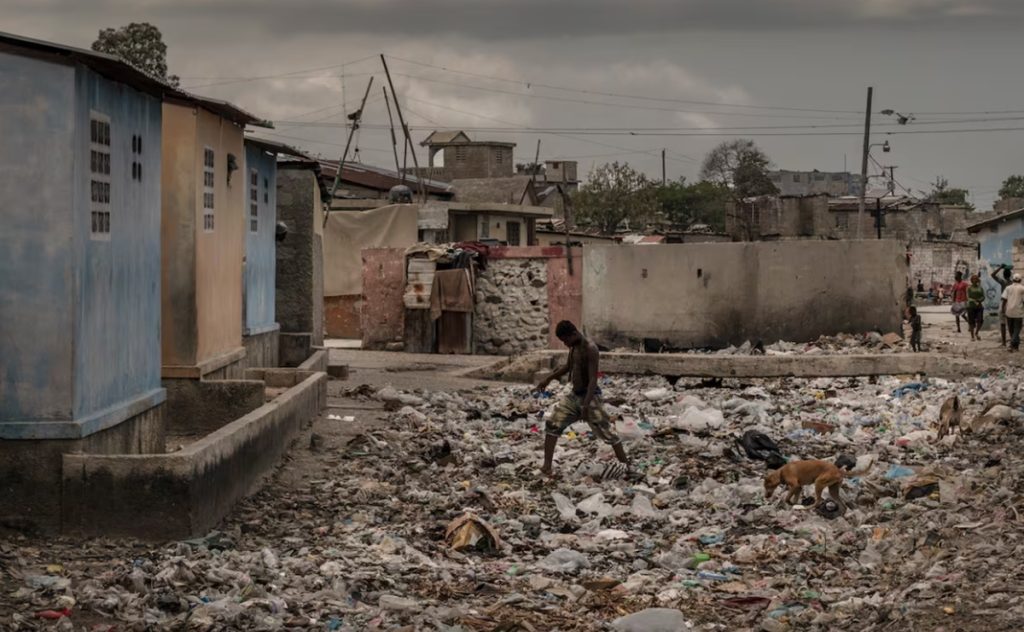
[{"left": 361, "top": 248, "right": 406, "bottom": 349}]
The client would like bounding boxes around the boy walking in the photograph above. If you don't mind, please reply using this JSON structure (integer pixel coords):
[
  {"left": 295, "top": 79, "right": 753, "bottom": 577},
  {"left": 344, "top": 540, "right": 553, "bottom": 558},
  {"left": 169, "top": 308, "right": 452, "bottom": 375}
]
[
  {"left": 906, "top": 306, "right": 923, "bottom": 352},
  {"left": 534, "top": 321, "right": 629, "bottom": 476}
]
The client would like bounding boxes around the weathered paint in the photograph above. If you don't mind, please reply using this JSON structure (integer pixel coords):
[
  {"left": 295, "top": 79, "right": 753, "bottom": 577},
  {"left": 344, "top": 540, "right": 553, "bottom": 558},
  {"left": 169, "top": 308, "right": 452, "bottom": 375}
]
[
  {"left": 583, "top": 241, "right": 906, "bottom": 349},
  {"left": 0, "top": 52, "right": 164, "bottom": 438},
  {"left": 361, "top": 248, "right": 406, "bottom": 348},
  {"left": 161, "top": 103, "right": 245, "bottom": 374},
  {"left": 243, "top": 141, "right": 277, "bottom": 334},
  {"left": 976, "top": 220, "right": 1024, "bottom": 312}
]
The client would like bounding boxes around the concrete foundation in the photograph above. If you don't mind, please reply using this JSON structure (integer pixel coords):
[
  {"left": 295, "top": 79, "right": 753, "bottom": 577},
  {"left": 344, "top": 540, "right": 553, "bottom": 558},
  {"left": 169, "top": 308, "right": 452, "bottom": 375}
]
[
  {"left": 61, "top": 371, "right": 327, "bottom": 540},
  {"left": 243, "top": 326, "right": 280, "bottom": 370},
  {"left": 162, "top": 379, "right": 265, "bottom": 436},
  {"left": 0, "top": 404, "right": 164, "bottom": 534},
  {"left": 280, "top": 332, "right": 315, "bottom": 368}
]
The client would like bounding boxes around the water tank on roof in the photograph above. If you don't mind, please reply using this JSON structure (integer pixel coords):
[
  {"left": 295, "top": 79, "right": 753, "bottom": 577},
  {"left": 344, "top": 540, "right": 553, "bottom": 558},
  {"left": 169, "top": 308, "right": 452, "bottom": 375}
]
[{"left": 389, "top": 185, "right": 413, "bottom": 203}]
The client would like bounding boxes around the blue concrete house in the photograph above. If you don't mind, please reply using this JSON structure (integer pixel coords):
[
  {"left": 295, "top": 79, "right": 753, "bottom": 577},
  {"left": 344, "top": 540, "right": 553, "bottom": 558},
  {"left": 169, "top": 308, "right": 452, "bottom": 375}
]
[
  {"left": 0, "top": 32, "right": 172, "bottom": 442},
  {"left": 967, "top": 208, "right": 1024, "bottom": 313},
  {"left": 241, "top": 138, "right": 280, "bottom": 366}
]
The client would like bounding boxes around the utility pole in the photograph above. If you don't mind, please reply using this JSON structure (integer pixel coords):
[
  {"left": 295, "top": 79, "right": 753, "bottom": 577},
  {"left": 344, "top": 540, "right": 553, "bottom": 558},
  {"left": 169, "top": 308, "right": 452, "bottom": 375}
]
[
  {"left": 886, "top": 166, "right": 897, "bottom": 196},
  {"left": 857, "top": 86, "right": 873, "bottom": 239},
  {"left": 661, "top": 149, "right": 666, "bottom": 186},
  {"left": 380, "top": 54, "right": 426, "bottom": 202},
  {"left": 324, "top": 76, "right": 374, "bottom": 227},
  {"left": 519, "top": 139, "right": 541, "bottom": 205},
  {"left": 382, "top": 87, "right": 402, "bottom": 182},
  {"left": 875, "top": 197, "right": 882, "bottom": 239}
]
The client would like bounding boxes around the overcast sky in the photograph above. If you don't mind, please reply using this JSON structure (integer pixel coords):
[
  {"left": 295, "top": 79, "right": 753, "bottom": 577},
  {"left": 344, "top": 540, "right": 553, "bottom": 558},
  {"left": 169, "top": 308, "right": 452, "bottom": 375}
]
[{"left": 8, "top": 0, "right": 1024, "bottom": 208}]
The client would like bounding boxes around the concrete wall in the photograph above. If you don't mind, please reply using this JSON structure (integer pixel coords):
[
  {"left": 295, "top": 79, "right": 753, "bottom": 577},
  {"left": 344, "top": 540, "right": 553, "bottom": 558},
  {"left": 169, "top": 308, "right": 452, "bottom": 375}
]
[
  {"left": 61, "top": 372, "right": 326, "bottom": 539},
  {"left": 0, "top": 54, "right": 164, "bottom": 438},
  {"left": 0, "top": 53, "right": 76, "bottom": 424},
  {"left": 243, "top": 328, "right": 280, "bottom": 369},
  {"left": 243, "top": 142, "right": 277, "bottom": 335},
  {"left": 276, "top": 166, "right": 323, "bottom": 343},
  {"left": 0, "top": 404, "right": 164, "bottom": 534},
  {"left": 583, "top": 241, "right": 907, "bottom": 349},
  {"left": 161, "top": 103, "right": 245, "bottom": 374},
  {"left": 909, "top": 241, "right": 978, "bottom": 289},
  {"left": 361, "top": 248, "right": 407, "bottom": 349},
  {"left": 73, "top": 66, "right": 165, "bottom": 425}
]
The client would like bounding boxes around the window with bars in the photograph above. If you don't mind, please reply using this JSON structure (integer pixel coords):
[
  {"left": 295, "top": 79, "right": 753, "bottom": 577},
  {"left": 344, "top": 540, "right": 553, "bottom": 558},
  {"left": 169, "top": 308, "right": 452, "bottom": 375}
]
[
  {"left": 89, "top": 112, "right": 111, "bottom": 238},
  {"left": 249, "top": 169, "right": 259, "bottom": 233},
  {"left": 455, "top": 146, "right": 467, "bottom": 163},
  {"left": 495, "top": 149, "right": 504, "bottom": 164},
  {"left": 203, "top": 147, "right": 215, "bottom": 231},
  {"left": 835, "top": 212, "right": 849, "bottom": 229},
  {"left": 130, "top": 134, "right": 143, "bottom": 181}
]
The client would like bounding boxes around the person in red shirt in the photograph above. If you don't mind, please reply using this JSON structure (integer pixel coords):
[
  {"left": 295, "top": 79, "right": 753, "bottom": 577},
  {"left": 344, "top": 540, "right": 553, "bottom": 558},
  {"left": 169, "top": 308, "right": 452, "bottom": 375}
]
[{"left": 951, "top": 271, "right": 969, "bottom": 334}]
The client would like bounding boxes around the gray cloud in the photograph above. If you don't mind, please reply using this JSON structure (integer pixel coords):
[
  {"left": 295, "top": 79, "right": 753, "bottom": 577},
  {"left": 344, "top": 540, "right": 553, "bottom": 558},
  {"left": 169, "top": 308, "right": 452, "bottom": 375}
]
[
  {"left": 4, "top": 0, "right": 1024, "bottom": 209},
  {"left": 8, "top": 0, "right": 1024, "bottom": 42}
]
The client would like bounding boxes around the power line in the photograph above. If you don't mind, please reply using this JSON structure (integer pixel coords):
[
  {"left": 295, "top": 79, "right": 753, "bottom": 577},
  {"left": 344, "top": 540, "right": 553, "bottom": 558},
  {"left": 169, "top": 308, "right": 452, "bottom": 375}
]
[
  {"left": 182, "top": 56, "right": 378, "bottom": 89},
  {"left": 390, "top": 72, "right": 867, "bottom": 121},
  {"left": 385, "top": 54, "right": 862, "bottom": 115}
]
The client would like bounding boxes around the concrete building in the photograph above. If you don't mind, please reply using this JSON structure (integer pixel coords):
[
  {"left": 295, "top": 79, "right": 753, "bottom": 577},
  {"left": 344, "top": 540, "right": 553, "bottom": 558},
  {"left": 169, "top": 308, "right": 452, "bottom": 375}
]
[
  {"left": 967, "top": 208, "right": 1024, "bottom": 313},
  {"left": 0, "top": 32, "right": 175, "bottom": 529},
  {"left": 160, "top": 95, "right": 266, "bottom": 380},
  {"left": 276, "top": 157, "right": 328, "bottom": 365},
  {"left": 407, "top": 130, "right": 517, "bottom": 181},
  {"left": 241, "top": 138, "right": 281, "bottom": 367},
  {"left": 768, "top": 170, "right": 862, "bottom": 197}
]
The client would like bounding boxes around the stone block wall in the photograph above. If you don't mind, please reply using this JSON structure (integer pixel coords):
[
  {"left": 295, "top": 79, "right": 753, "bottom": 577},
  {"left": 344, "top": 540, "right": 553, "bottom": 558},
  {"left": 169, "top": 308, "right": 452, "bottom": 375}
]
[
  {"left": 474, "top": 258, "right": 550, "bottom": 355},
  {"left": 910, "top": 240, "right": 979, "bottom": 288}
]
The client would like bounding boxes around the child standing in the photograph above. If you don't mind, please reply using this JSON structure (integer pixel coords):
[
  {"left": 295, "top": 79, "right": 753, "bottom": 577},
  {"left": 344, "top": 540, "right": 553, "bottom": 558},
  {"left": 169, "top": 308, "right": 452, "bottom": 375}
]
[{"left": 906, "top": 306, "right": 923, "bottom": 352}]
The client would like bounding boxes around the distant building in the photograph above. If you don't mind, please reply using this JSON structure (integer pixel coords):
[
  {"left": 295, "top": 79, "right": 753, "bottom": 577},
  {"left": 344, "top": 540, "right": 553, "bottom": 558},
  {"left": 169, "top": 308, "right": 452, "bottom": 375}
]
[
  {"left": 967, "top": 208, "right": 1024, "bottom": 314},
  {"left": 406, "top": 130, "right": 517, "bottom": 181},
  {"left": 727, "top": 194, "right": 979, "bottom": 290},
  {"left": 768, "top": 170, "right": 862, "bottom": 197}
]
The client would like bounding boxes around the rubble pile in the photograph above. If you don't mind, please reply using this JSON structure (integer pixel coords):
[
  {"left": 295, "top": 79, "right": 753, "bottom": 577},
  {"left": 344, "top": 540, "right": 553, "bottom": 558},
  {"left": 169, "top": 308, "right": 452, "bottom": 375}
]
[
  {"left": 5, "top": 371, "right": 1024, "bottom": 631},
  {"left": 672, "top": 331, "right": 934, "bottom": 356}
]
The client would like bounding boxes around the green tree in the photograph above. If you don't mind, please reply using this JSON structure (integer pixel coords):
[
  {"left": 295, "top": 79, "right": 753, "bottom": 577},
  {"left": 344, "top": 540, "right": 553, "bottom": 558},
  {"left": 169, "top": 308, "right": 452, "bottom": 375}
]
[
  {"left": 572, "top": 162, "right": 658, "bottom": 235},
  {"left": 92, "top": 22, "right": 179, "bottom": 86},
  {"left": 999, "top": 174, "right": 1024, "bottom": 199},
  {"left": 699, "top": 139, "right": 778, "bottom": 199},
  {"left": 925, "top": 176, "right": 973, "bottom": 209},
  {"left": 656, "top": 178, "right": 729, "bottom": 231}
]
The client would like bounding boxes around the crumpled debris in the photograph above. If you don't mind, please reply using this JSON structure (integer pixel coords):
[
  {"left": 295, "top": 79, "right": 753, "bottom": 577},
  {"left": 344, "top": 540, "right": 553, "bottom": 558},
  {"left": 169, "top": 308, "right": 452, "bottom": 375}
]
[
  {"left": 7, "top": 367, "right": 1024, "bottom": 630},
  {"left": 444, "top": 511, "right": 502, "bottom": 552}
]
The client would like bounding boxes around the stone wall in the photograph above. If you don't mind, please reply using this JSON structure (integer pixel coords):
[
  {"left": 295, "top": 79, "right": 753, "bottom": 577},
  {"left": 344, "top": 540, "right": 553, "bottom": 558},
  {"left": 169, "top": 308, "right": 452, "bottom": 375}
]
[
  {"left": 909, "top": 241, "right": 979, "bottom": 288},
  {"left": 474, "top": 258, "right": 550, "bottom": 355}
]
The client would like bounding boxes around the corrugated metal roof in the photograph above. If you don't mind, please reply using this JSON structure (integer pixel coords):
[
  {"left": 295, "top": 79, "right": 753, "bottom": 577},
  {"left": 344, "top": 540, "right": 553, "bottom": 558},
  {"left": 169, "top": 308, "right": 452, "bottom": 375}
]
[
  {"left": 319, "top": 160, "right": 454, "bottom": 196},
  {"left": 966, "top": 207, "right": 1024, "bottom": 233},
  {"left": 0, "top": 30, "right": 269, "bottom": 128},
  {"left": 452, "top": 176, "right": 536, "bottom": 205},
  {"left": 244, "top": 135, "right": 310, "bottom": 159}
]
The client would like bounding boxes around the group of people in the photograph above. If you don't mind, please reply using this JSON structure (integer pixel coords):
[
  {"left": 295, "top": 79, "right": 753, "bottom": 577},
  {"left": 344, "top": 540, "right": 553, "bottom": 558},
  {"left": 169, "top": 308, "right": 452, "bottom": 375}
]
[{"left": 945, "top": 266, "right": 1024, "bottom": 351}]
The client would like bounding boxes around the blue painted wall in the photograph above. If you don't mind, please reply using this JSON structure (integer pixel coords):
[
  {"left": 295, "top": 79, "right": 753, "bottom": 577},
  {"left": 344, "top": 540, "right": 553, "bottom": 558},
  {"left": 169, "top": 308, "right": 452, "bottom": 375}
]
[
  {"left": 0, "top": 51, "right": 163, "bottom": 433},
  {"left": 72, "top": 66, "right": 163, "bottom": 421},
  {"left": 243, "top": 143, "right": 277, "bottom": 334},
  {"left": 977, "top": 217, "right": 1024, "bottom": 313},
  {"left": 0, "top": 54, "right": 76, "bottom": 422}
]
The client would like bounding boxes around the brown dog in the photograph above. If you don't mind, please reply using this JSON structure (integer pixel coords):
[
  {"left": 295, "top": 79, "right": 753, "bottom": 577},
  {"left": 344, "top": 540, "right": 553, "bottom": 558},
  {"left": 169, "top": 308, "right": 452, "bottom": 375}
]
[
  {"left": 936, "top": 396, "right": 963, "bottom": 440},
  {"left": 764, "top": 459, "right": 845, "bottom": 511}
]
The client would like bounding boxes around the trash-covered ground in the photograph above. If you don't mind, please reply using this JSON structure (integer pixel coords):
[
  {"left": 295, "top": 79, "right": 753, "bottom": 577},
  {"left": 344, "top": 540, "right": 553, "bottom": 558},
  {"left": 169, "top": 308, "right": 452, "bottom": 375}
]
[{"left": 5, "top": 368, "right": 1024, "bottom": 631}]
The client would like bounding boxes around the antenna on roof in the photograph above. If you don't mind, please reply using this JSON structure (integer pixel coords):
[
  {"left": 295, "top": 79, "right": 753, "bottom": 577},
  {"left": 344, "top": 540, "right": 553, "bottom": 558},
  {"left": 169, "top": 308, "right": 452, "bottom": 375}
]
[{"left": 324, "top": 76, "right": 374, "bottom": 227}]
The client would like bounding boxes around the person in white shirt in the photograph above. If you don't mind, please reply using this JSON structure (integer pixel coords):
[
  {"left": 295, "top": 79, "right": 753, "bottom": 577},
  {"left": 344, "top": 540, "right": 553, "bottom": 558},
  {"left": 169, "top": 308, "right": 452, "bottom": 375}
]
[{"left": 1001, "top": 274, "right": 1024, "bottom": 351}]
